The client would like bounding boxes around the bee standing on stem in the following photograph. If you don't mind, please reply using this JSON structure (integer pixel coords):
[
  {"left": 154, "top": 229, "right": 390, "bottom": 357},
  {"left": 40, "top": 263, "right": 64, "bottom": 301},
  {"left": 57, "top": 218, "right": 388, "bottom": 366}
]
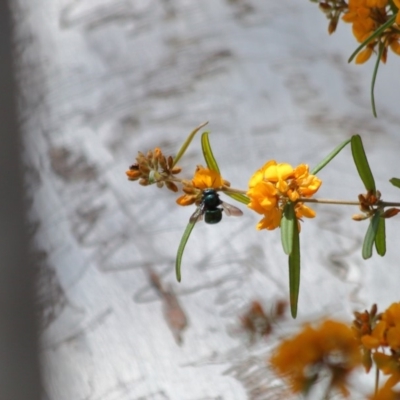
[{"left": 190, "top": 188, "right": 243, "bottom": 224}]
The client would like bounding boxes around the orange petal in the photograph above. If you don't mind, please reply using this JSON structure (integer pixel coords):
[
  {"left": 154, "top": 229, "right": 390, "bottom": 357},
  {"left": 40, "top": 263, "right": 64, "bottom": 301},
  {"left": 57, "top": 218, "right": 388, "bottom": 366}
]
[
  {"left": 356, "top": 47, "right": 373, "bottom": 64},
  {"left": 176, "top": 194, "right": 196, "bottom": 206},
  {"left": 295, "top": 203, "right": 316, "bottom": 219},
  {"left": 192, "top": 167, "right": 223, "bottom": 189}
]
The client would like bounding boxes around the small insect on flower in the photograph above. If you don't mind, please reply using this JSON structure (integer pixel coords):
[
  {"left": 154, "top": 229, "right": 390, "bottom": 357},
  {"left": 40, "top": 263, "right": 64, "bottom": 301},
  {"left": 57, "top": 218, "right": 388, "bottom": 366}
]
[{"left": 189, "top": 189, "right": 243, "bottom": 224}]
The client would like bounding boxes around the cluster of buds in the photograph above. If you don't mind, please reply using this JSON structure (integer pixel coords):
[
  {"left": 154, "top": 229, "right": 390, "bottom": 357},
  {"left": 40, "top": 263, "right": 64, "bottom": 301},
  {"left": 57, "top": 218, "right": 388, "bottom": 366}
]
[
  {"left": 126, "top": 148, "right": 182, "bottom": 192},
  {"left": 353, "top": 302, "right": 400, "bottom": 392},
  {"left": 352, "top": 303, "right": 381, "bottom": 372},
  {"left": 315, "top": 0, "right": 349, "bottom": 34},
  {"left": 353, "top": 190, "right": 400, "bottom": 220}
]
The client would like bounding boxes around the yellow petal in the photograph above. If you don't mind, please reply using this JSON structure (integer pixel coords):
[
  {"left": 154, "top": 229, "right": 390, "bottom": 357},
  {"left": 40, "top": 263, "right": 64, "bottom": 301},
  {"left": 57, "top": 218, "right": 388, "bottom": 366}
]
[
  {"left": 361, "top": 335, "right": 381, "bottom": 349},
  {"left": 356, "top": 47, "right": 373, "bottom": 64},
  {"left": 247, "top": 181, "right": 278, "bottom": 214},
  {"left": 383, "top": 303, "right": 400, "bottom": 326},
  {"left": 176, "top": 194, "right": 196, "bottom": 206},
  {"left": 295, "top": 203, "right": 316, "bottom": 219},
  {"left": 390, "top": 40, "right": 400, "bottom": 56},
  {"left": 192, "top": 167, "right": 223, "bottom": 189},
  {"left": 387, "top": 326, "right": 400, "bottom": 350},
  {"left": 248, "top": 169, "right": 264, "bottom": 188},
  {"left": 256, "top": 208, "right": 282, "bottom": 230},
  {"left": 264, "top": 163, "right": 293, "bottom": 182}
]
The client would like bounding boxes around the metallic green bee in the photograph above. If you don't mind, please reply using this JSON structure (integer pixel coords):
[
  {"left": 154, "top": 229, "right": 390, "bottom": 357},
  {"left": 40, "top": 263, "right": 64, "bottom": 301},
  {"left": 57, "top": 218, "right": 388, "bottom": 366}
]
[{"left": 189, "top": 189, "right": 243, "bottom": 224}]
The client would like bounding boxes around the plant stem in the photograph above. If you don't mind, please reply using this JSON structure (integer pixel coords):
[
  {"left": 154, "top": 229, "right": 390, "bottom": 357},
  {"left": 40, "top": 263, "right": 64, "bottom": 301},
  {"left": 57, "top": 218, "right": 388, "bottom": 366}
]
[
  {"left": 375, "top": 365, "right": 380, "bottom": 396},
  {"left": 300, "top": 198, "right": 400, "bottom": 207}
]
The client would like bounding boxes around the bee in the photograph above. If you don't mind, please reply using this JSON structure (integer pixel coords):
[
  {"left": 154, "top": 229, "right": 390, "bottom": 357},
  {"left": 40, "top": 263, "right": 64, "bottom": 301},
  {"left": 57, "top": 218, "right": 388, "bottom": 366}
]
[{"left": 190, "top": 189, "right": 243, "bottom": 224}]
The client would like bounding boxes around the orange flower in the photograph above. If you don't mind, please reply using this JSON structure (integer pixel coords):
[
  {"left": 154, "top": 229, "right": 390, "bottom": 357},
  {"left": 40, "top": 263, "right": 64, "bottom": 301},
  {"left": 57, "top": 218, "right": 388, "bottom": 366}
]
[
  {"left": 176, "top": 166, "right": 224, "bottom": 206},
  {"left": 370, "top": 385, "right": 400, "bottom": 400},
  {"left": 247, "top": 161, "right": 321, "bottom": 231},
  {"left": 191, "top": 166, "right": 223, "bottom": 189},
  {"left": 270, "top": 320, "right": 361, "bottom": 397},
  {"left": 341, "top": 0, "right": 400, "bottom": 63},
  {"left": 373, "top": 352, "right": 400, "bottom": 389}
]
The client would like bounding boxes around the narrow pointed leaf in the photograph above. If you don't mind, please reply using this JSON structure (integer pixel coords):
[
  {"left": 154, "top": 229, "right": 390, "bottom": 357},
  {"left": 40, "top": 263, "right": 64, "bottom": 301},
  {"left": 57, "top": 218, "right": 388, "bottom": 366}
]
[
  {"left": 375, "top": 217, "right": 386, "bottom": 256},
  {"left": 288, "top": 216, "right": 300, "bottom": 318},
  {"left": 281, "top": 202, "right": 295, "bottom": 255},
  {"left": 201, "top": 132, "right": 220, "bottom": 173},
  {"left": 351, "top": 135, "right": 376, "bottom": 192},
  {"left": 224, "top": 192, "right": 250, "bottom": 205},
  {"left": 173, "top": 122, "right": 208, "bottom": 167},
  {"left": 175, "top": 220, "right": 196, "bottom": 282},
  {"left": 370, "top": 42, "right": 384, "bottom": 118},
  {"left": 311, "top": 138, "right": 351, "bottom": 175},
  {"left": 348, "top": 15, "right": 396, "bottom": 63},
  {"left": 389, "top": 177, "right": 400, "bottom": 189},
  {"left": 362, "top": 212, "right": 381, "bottom": 259}
]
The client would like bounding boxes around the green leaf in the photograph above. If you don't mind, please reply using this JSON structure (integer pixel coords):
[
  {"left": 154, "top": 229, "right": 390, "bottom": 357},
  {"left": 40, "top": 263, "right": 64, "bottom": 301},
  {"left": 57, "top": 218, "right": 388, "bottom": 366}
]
[
  {"left": 351, "top": 135, "right": 376, "bottom": 192},
  {"left": 375, "top": 217, "right": 386, "bottom": 256},
  {"left": 348, "top": 15, "right": 396, "bottom": 63},
  {"left": 224, "top": 192, "right": 250, "bottom": 205},
  {"left": 362, "top": 212, "right": 381, "bottom": 259},
  {"left": 389, "top": 177, "right": 400, "bottom": 189},
  {"left": 173, "top": 122, "right": 208, "bottom": 167},
  {"left": 311, "top": 138, "right": 351, "bottom": 175},
  {"left": 370, "top": 42, "right": 385, "bottom": 118},
  {"left": 175, "top": 220, "right": 197, "bottom": 282},
  {"left": 281, "top": 203, "right": 295, "bottom": 255},
  {"left": 201, "top": 132, "right": 220, "bottom": 173},
  {"left": 288, "top": 216, "right": 300, "bottom": 319}
]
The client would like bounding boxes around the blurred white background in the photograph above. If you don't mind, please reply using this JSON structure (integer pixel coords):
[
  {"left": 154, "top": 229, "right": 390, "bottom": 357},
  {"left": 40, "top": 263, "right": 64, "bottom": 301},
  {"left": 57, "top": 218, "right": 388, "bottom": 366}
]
[{"left": 13, "top": 1, "right": 400, "bottom": 399}]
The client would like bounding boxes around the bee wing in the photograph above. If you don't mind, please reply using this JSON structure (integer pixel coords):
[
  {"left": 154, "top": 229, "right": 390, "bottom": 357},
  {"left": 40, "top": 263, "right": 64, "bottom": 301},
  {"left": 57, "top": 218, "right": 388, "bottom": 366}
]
[
  {"left": 189, "top": 205, "right": 204, "bottom": 223},
  {"left": 221, "top": 202, "right": 243, "bottom": 217}
]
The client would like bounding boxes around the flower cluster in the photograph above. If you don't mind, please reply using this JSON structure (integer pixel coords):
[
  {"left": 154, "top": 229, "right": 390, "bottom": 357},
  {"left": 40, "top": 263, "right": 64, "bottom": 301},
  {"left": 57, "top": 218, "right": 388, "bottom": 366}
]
[
  {"left": 342, "top": 0, "right": 400, "bottom": 64},
  {"left": 176, "top": 166, "right": 227, "bottom": 206},
  {"left": 355, "top": 302, "right": 400, "bottom": 390},
  {"left": 316, "top": 0, "right": 400, "bottom": 64},
  {"left": 247, "top": 161, "right": 322, "bottom": 230},
  {"left": 270, "top": 320, "right": 361, "bottom": 397}
]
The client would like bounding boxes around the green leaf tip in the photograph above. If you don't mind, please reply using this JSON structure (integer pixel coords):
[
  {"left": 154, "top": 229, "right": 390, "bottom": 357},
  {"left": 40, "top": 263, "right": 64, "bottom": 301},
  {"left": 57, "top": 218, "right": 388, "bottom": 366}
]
[
  {"left": 173, "top": 122, "right": 209, "bottom": 167},
  {"left": 201, "top": 132, "right": 220, "bottom": 173},
  {"left": 362, "top": 212, "right": 381, "bottom": 259},
  {"left": 351, "top": 135, "right": 376, "bottom": 192},
  {"left": 375, "top": 217, "right": 386, "bottom": 257},
  {"left": 389, "top": 177, "right": 400, "bottom": 189}
]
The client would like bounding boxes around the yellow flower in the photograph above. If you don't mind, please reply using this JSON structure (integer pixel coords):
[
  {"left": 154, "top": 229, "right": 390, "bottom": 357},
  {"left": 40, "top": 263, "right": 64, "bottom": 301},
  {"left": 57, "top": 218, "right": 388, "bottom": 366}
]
[
  {"left": 270, "top": 320, "right": 361, "bottom": 397},
  {"left": 382, "top": 302, "right": 400, "bottom": 326},
  {"left": 247, "top": 160, "right": 321, "bottom": 231},
  {"left": 362, "top": 302, "right": 400, "bottom": 350},
  {"left": 176, "top": 166, "right": 224, "bottom": 206},
  {"left": 373, "top": 352, "right": 400, "bottom": 389},
  {"left": 191, "top": 166, "right": 223, "bottom": 189},
  {"left": 394, "top": 0, "right": 400, "bottom": 25},
  {"left": 342, "top": 0, "right": 400, "bottom": 63}
]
